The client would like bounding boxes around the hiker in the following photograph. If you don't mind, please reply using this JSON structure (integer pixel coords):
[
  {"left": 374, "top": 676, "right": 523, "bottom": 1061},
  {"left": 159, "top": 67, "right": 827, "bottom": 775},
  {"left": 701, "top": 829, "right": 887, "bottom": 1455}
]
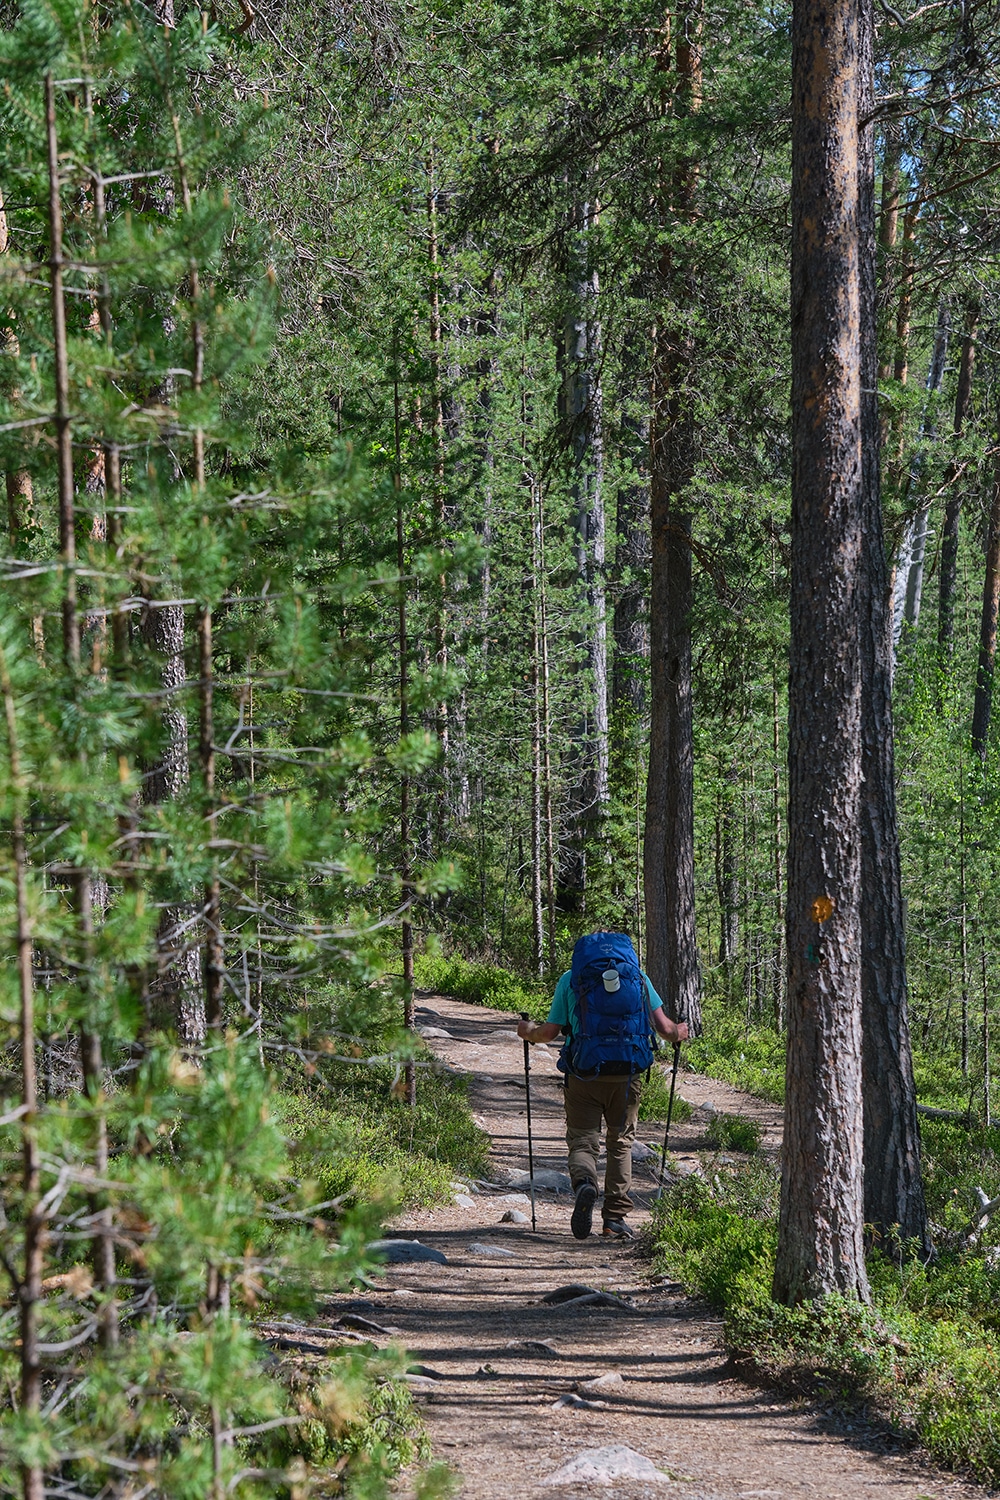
[{"left": 516, "top": 931, "right": 688, "bottom": 1241}]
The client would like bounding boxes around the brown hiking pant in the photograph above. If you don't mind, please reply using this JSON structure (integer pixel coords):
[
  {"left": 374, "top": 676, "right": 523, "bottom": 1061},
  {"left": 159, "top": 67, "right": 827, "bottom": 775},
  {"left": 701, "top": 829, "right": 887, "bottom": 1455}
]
[{"left": 563, "top": 1072, "right": 641, "bottom": 1223}]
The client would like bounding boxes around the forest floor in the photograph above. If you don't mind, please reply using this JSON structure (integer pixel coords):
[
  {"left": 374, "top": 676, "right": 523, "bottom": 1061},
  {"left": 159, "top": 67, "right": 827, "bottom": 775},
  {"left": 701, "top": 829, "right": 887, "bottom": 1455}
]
[{"left": 322, "top": 994, "right": 991, "bottom": 1499}]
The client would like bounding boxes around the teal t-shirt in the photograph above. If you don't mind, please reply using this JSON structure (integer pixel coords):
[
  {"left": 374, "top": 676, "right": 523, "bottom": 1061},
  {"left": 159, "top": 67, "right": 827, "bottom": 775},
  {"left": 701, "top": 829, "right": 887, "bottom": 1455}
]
[{"left": 546, "top": 969, "right": 663, "bottom": 1035}]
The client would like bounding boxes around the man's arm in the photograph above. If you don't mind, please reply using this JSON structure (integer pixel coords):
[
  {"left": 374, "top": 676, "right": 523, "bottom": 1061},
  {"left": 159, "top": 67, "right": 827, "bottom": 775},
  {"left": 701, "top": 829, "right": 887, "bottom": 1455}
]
[
  {"left": 517, "top": 1019, "right": 561, "bottom": 1044},
  {"left": 652, "top": 1008, "right": 689, "bottom": 1045}
]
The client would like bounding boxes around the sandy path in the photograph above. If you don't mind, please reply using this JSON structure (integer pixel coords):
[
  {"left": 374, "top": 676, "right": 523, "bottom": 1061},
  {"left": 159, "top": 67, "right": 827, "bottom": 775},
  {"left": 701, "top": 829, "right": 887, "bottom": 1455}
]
[{"left": 325, "top": 993, "right": 990, "bottom": 1499}]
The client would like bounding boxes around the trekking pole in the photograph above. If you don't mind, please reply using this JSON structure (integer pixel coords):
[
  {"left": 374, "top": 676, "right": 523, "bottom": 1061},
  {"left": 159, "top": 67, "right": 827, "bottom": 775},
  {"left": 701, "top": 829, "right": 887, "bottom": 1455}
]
[
  {"left": 655, "top": 1043, "right": 682, "bottom": 1202},
  {"left": 520, "top": 1013, "right": 537, "bottom": 1231}
]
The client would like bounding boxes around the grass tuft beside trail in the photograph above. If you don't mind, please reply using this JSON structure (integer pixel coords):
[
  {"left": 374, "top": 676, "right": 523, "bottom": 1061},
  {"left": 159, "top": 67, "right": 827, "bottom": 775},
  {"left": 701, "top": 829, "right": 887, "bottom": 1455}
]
[{"left": 276, "top": 977, "right": 491, "bottom": 1210}]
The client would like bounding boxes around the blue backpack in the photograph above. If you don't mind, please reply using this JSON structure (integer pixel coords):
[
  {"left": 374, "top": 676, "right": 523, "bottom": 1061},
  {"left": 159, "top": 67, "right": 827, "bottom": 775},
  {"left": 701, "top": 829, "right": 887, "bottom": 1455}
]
[{"left": 559, "top": 932, "right": 654, "bottom": 1078}]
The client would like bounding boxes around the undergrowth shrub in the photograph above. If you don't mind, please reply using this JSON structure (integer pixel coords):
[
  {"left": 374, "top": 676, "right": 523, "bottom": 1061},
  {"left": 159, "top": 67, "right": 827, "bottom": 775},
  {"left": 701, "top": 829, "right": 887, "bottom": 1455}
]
[
  {"left": 652, "top": 1158, "right": 1000, "bottom": 1484},
  {"left": 414, "top": 952, "right": 549, "bottom": 1018},
  {"left": 706, "top": 1112, "right": 763, "bottom": 1153},
  {"left": 275, "top": 979, "right": 490, "bottom": 1209},
  {"left": 638, "top": 1062, "right": 693, "bottom": 1123},
  {"left": 685, "top": 1002, "right": 786, "bottom": 1102}
]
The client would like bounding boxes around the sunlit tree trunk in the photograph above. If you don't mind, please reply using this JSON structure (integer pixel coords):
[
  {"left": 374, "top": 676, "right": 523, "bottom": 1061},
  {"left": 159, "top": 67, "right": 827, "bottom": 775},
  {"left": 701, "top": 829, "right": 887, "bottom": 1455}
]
[
  {"left": 971, "top": 441, "right": 1000, "bottom": 761},
  {"left": 938, "top": 301, "right": 979, "bottom": 655},
  {"left": 774, "top": 0, "right": 869, "bottom": 1307},
  {"left": 561, "top": 192, "right": 608, "bottom": 906},
  {"left": 644, "top": 0, "right": 702, "bottom": 1034},
  {"left": 892, "top": 302, "right": 949, "bottom": 646},
  {"left": 858, "top": 5, "right": 927, "bottom": 1258}
]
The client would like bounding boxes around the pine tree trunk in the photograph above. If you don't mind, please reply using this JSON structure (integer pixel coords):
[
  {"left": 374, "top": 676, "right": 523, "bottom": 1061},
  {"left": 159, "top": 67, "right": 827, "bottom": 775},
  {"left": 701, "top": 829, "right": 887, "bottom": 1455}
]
[
  {"left": 531, "top": 544, "right": 545, "bottom": 979},
  {"left": 612, "top": 409, "right": 650, "bottom": 724},
  {"left": 717, "top": 759, "right": 739, "bottom": 969},
  {"left": 535, "top": 480, "right": 558, "bottom": 972},
  {"left": 858, "top": 3, "right": 928, "bottom": 1257},
  {"left": 774, "top": 0, "right": 869, "bottom": 1307},
  {"left": 971, "top": 452, "right": 1000, "bottom": 761},
  {"left": 427, "top": 160, "right": 450, "bottom": 846},
  {"left": 141, "top": 601, "right": 205, "bottom": 1047},
  {"left": 561, "top": 194, "right": 607, "bottom": 904},
  {"left": 938, "top": 301, "right": 979, "bottom": 654},
  {"left": 0, "top": 190, "right": 37, "bottom": 569},
  {"left": 47, "top": 74, "right": 78, "bottom": 670},
  {"left": 394, "top": 372, "right": 416, "bottom": 1105},
  {"left": 199, "top": 607, "right": 224, "bottom": 1028},
  {"left": 892, "top": 303, "right": 949, "bottom": 645},
  {"left": 644, "top": 0, "right": 702, "bottom": 1034},
  {"left": 0, "top": 636, "right": 44, "bottom": 1500}
]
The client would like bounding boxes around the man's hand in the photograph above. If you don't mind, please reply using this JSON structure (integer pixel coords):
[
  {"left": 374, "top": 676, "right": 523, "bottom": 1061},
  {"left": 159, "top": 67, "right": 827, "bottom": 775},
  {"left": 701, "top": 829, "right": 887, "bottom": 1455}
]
[
  {"left": 652, "top": 1009, "right": 689, "bottom": 1046},
  {"left": 518, "top": 1019, "right": 561, "bottom": 1044}
]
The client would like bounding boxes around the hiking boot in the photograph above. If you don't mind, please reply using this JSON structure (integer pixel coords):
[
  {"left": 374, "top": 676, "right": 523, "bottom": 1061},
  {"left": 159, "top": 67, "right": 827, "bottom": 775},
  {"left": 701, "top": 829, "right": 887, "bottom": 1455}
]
[
  {"left": 602, "top": 1219, "right": 635, "bottom": 1240},
  {"left": 570, "top": 1181, "right": 598, "bottom": 1240}
]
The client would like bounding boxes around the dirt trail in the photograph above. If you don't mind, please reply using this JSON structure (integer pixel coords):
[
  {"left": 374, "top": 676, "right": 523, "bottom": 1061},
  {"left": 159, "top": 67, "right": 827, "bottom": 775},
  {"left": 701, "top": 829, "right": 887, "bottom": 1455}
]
[{"left": 325, "top": 994, "right": 989, "bottom": 1499}]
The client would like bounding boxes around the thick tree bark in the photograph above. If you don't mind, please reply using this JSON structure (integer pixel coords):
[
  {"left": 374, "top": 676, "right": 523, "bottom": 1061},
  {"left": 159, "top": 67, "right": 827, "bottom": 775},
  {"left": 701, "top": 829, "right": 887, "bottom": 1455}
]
[
  {"left": 644, "top": 0, "right": 702, "bottom": 1035},
  {"left": 938, "top": 301, "right": 979, "bottom": 654},
  {"left": 971, "top": 449, "right": 1000, "bottom": 761},
  {"left": 774, "top": 0, "right": 869, "bottom": 1307},
  {"left": 858, "top": 3, "right": 928, "bottom": 1257}
]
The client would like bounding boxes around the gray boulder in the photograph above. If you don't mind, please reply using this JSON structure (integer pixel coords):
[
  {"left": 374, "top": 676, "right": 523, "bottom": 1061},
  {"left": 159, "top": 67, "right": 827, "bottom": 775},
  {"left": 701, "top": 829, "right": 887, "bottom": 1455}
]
[
  {"left": 367, "top": 1239, "right": 448, "bottom": 1266},
  {"left": 542, "top": 1446, "right": 670, "bottom": 1486},
  {"left": 509, "top": 1168, "right": 572, "bottom": 1191},
  {"left": 501, "top": 1208, "right": 529, "bottom": 1224},
  {"left": 467, "top": 1241, "right": 515, "bottom": 1258}
]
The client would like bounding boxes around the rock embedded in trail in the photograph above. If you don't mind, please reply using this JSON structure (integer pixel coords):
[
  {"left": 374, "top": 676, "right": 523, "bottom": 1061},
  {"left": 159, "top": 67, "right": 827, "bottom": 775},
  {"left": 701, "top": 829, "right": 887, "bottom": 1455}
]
[
  {"left": 418, "top": 1025, "right": 454, "bottom": 1039},
  {"left": 550, "top": 1291, "right": 635, "bottom": 1312},
  {"left": 542, "top": 1446, "right": 671, "bottom": 1486},
  {"left": 505, "top": 1338, "right": 560, "bottom": 1357},
  {"left": 541, "top": 1284, "right": 601, "bottom": 1305},
  {"left": 467, "top": 1241, "right": 515, "bottom": 1257},
  {"left": 453, "top": 1193, "right": 476, "bottom": 1208},
  {"left": 552, "top": 1393, "right": 607, "bottom": 1411},
  {"left": 500, "top": 1208, "right": 529, "bottom": 1223},
  {"left": 509, "top": 1168, "right": 572, "bottom": 1191},
  {"left": 578, "top": 1371, "right": 625, "bottom": 1393},
  {"left": 367, "top": 1239, "right": 448, "bottom": 1265}
]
